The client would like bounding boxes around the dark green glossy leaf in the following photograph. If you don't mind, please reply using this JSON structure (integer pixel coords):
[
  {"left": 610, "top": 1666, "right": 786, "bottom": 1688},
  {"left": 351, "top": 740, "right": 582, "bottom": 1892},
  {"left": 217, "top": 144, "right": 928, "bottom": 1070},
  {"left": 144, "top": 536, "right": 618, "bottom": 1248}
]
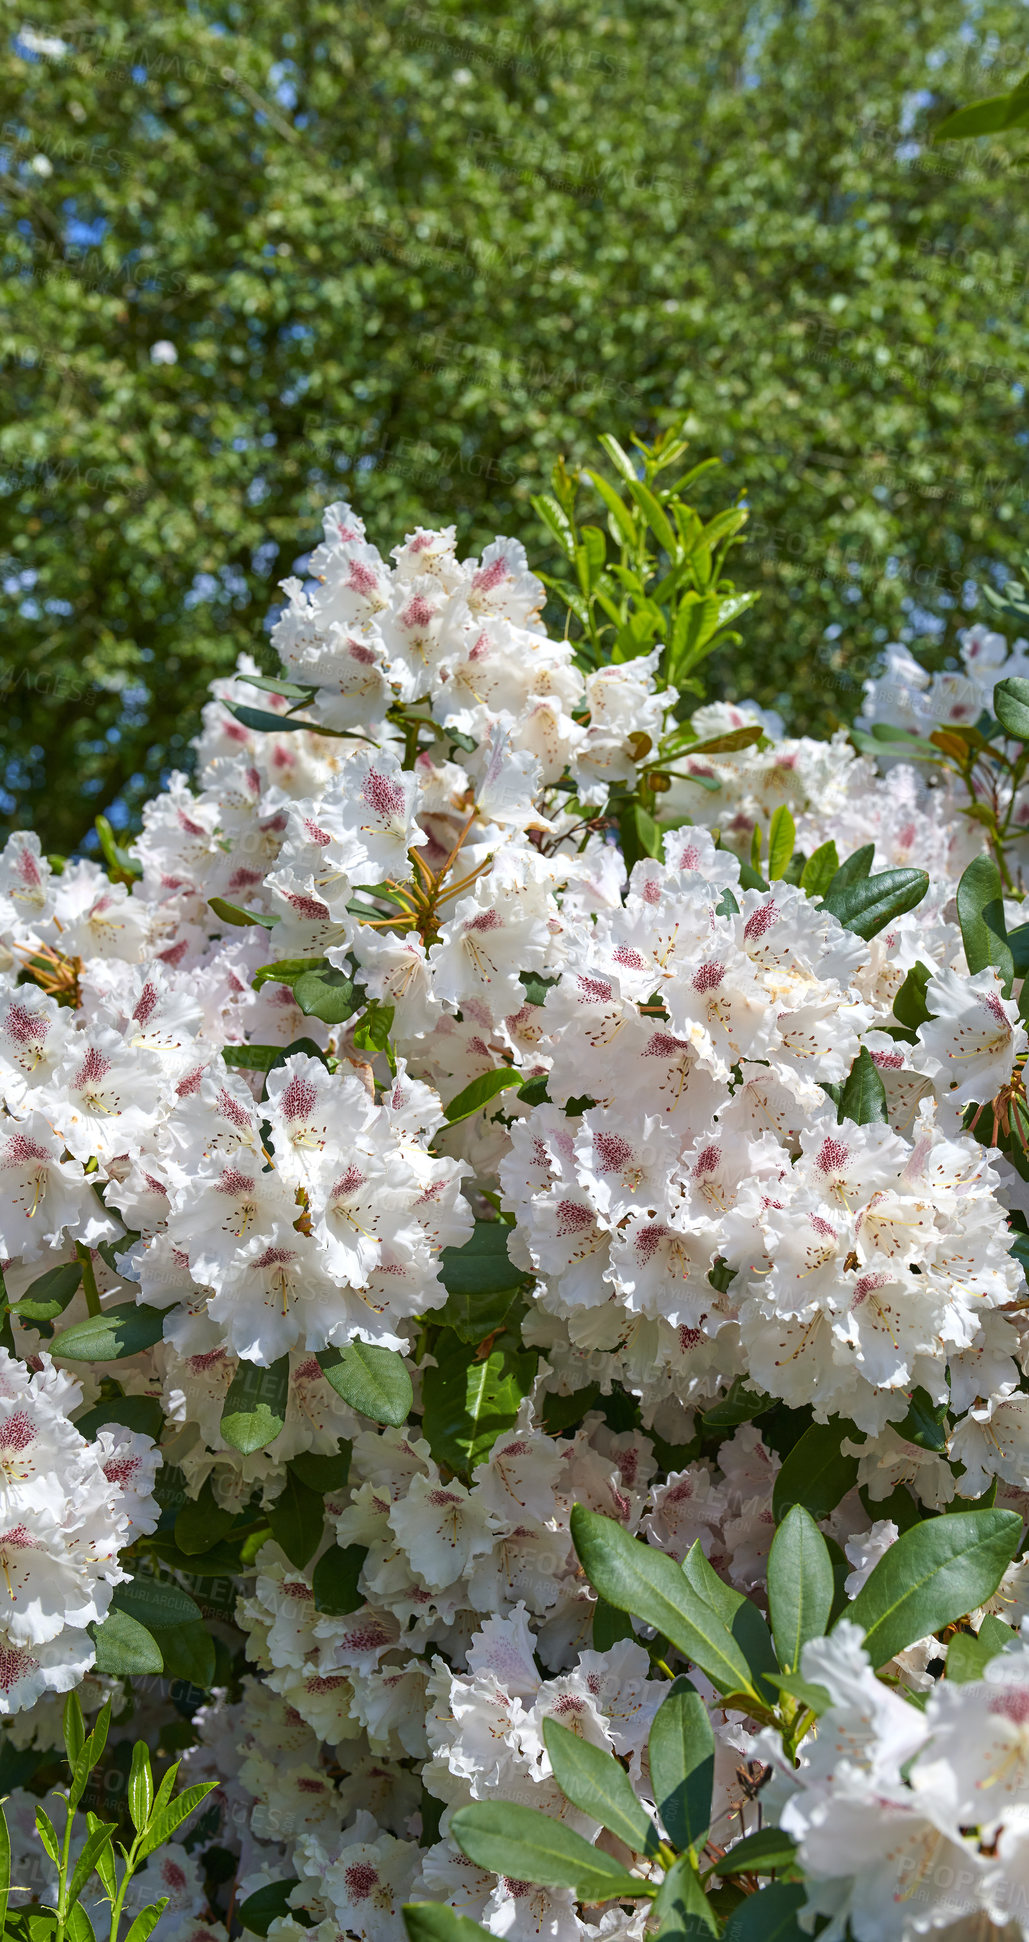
[
  {"left": 313, "top": 1543, "right": 367, "bottom": 1616},
  {"left": 837, "top": 1046, "right": 888, "bottom": 1126},
  {"left": 422, "top": 1334, "right": 536, "bottom": 1479},
  {"left": 450, "top": 1801, "right": 650, "bottom": 1902},
  {"left": 822, "top": 867, "right": 929, "bottom": 939},
  {"left": 268, "top": 1468, "right": 325, "bottom": 1569},
  {"left": 767, "top": 1506, "right": 834, "bottom": 1674}
]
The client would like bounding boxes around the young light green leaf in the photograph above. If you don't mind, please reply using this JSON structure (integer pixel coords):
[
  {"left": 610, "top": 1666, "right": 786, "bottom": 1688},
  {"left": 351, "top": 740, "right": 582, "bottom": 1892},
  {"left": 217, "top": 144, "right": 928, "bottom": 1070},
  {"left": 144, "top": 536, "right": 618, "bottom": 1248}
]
[
  {"left": 63, "top": 1689, "right": 86, "bottom": 1765},
  {"left": 220, "top": 1356, "right": 290, "bottom": 1454},
  {"left": 800, "top": 840, "right": 839, "bottom": 898},
  {"left": 648, "top": 1677, "right": 714, "bottom": 1855},
  {"left": 825, "top": 843, "right": 874, "bottom": 893},
  {"left": 422, "top": 1335, "right": 536, "bottom": 1480},
  {"left": 844, "top": 1509, "right": 1022, "bottom": 1668},
  {"left": 137, "top": 1783, "right": 220, "bottom": 1859},
  {"left": 450, "top": 1801, "right": 650, "bottom": 1902},
  {"left": 121, "top": 1902, "right": 170, "bottom": 1942},
  {"left": 542, "top": 1719, "right": 659, "bottom": 1856},
  {"left": 91, "top": 1609, "right": 163, "bottom": 1676},
  {"left": 68, "top": 1700, "right": 112, "bottom": 1809},
  {"left": 12, "top": 1261, "right": 82, "bottom": 1326},
  {"left": 837, "top": 1047, "right": 888, "bottom": 1126},
  {"left": 569, "top": 1507, "right": 764, "bottom": 1704},
  {"left": 947, "top": 1616, "right": 1015, "bottom": 1683},
  {"left": 317, "top": 1343, "right": 413, "bottom": 1427},
  {"left": 443, "top": 1068, "right": 524, "bottom": 1124},
  {"left": 767, "top": 1508, "right": 834, "bottom": 1674},
  {"left": 772, "top": 1420, "right": 861, "bottom": 1523},
  {"left": 766, "top": 806, "right": 796, "bottom": 881},
  {"left": 49, "top": 1303, "right": 165, "bottom": 1361},
  {"left": 84, "top": 1815, "right": 118, "bottom": 1901},
  {"left": 65, "top": 1825, "right": 114, "bottom": 1915}
]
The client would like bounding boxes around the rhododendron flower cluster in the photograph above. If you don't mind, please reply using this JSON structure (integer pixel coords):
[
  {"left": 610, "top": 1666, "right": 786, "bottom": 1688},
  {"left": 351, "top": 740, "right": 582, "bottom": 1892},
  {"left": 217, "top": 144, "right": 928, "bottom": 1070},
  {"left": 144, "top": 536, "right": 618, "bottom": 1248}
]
[{"left": 1, "top": 474, "right": 1029, "bottom": 1942}]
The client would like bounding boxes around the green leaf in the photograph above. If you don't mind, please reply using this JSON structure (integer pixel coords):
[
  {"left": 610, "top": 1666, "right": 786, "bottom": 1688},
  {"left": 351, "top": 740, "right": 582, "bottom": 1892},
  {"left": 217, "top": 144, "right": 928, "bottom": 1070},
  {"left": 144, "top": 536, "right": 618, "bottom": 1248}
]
[
  {"left": 0, "top": 1804, "right": 10, "bottom": 1942},
  {"left": 290, "top": 1443, "right": 352, "bottom": 1492},
  {"left": 592, "top": 1594, "right": 634, "bottom": 1649},
  {"left": 352, "top": 1001, "right": 395, "bottom": 1056},
  {"left": 175, "top": 1479, "right": 239, "bottom": 1556},
  {"left": 65, "top": 1824, "right": 114, "bottom": 1915},
  {"left": 63, "top": 1688, "right": 86, "bottom": 1763},
  {"left": 947, "top": 1615, "right": 1016, "bottom": 1683},
  {"left": 837, "top": 1046, "right": 888, "bottom": 1126},
  {"left": 648, "top": 1677, "right": 715, "bottom": 1855},
  {"left": 293, "top": 965, "right": 362, "bottom": 1023},
  {"left": 151, "top": 1618, "right": 217, "bottom": 1690},
  {"left": 74, "top": 1395, "right": 165, "bottom": 1441},
  {"left": 569, "top": 1507, "right": 765, "bottom": 1705},
  {"left": 767, "top": 1507, "right": 834, "bottom": 1674},
  {"left": 268, "top": 1468, "right": 325, "bottom": 1569},
  {"left": 11, "top": 1260, "right": 82, "bottom": 1325},
  {"left": 129, "top": 1741, "right": 154, "bottom": 1834},
  {"left": 772, "top": 1420, "right": 861, "bottom": 1523},
  {"left": 956, "top": 854, "right": 1015, "bottom": 988},
  {"left": 700, "top": 1379, "right": 770, "bottom": 1432},
  {"left": 121, "top": 1904, "right": 170, "bottom": 1942},
  {"left": 443, "top": 1067, "right": 524, "bottom": 1124},
  {"left": 800, "top": 840, "right": 839, "bottom": 898},
  {"left": 137, "top": 1783, "right": 219, "bottom": 1859},
  {"left": 844, "top": 1509, "right": 1022, "bottom": 1668},
  {"left": 436, "top": 1222, "right": 526, "bottom": 1340},
  {"left": 822, "top": 867, "right": 929, "bottom": 939},
  {"left": 825, "top": 843, "right": 874, "bottom": 893},
  {"left": 208, "top": 895, "right": 278, "bottom": 928},
  {"left": 995, "top": 679, "right": 1029, "bottom": 737},
  {"left": 714, "top": 1828, "right": 798, "bottom": 1877},
  {"left": 220, "top": 1356, "right": 290, "bottom": 1454},
  {"left": 252, "top": 956, "right": 327, "bottom": 992},
  {"left": 542, "top": 1718, "right": 659, "bottom": 1856},
  {"left": 584, "top": 469, "right": 638, "bottom": 548},
  {"left": 114, "top": 1573, "right": 203, "bottom": 1632},
  {"left": 422, "top": 1334, "right": 536, "bottom": 1479},
  {"left": 892, "top": 961, "right": 932, "bottom": 1032},
  {"left": 722, "top": 1882, "right": 808, "bottom": 1940},
  {"left": 237, "top": 1884, "right": 302, "bottom": 1939},
  {"left": 68, "top": 1700, "right": 111, "bottom": 1809},
  {"left": 317, "top": 1342, "right": 413, "bottom": 1426},
  {"left": 619, "top": 801, "right": 663, "bottom": 872},
  {"left": 313, "top": 1543, "right": 367, "bottom": 1615},
  {"left": 50, "top": 1302, "right": 165, "bottom": 1361},
  {"left": 84, "top": 1815, "right": 117, "bottom": 1902},
  {"left": 680, "top": 1541, "right": 778, "bottom": 1703},
  {"left": 91, "top": 1609, "right": 163, "bottom": 1676},
  {"left": 893, "top": 1386, "right": 949, "bottom": 1454},
  {"left": 450, "top": 1801, "right": 651, "bottom": 1902},
  {"left": 404, "top": 1909, "right": 492, "bottom": 1942},
  {"left": 766, "top": 806, "right": 796, "bottom": 881},
  {"left": 652, "top": 1855, "right": 719, "bottom": 1938}
]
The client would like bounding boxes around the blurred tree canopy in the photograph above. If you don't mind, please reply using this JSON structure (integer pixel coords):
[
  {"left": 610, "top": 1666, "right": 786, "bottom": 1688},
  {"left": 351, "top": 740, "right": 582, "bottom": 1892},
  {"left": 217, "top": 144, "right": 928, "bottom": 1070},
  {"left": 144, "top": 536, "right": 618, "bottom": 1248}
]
[{"left": 2, "top": 0, "right": 1028, "bottom": 852}]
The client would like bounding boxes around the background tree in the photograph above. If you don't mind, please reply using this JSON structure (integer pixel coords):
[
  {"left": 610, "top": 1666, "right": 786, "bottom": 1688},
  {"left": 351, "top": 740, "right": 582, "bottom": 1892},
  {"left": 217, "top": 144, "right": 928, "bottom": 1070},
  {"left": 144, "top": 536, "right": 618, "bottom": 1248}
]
[{"left": 2, "top": 0, "right": 1028, "bottom": 852}]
